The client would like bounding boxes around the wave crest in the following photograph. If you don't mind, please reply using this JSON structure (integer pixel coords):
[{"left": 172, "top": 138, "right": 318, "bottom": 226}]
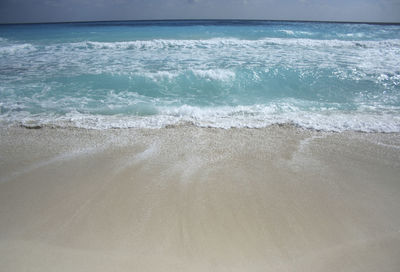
[
  {"left": 0, "top": 43, "right": 36, "bottom": 55},
  {"left": 53, "top": 38, "right": 400, "bottom": 52}
]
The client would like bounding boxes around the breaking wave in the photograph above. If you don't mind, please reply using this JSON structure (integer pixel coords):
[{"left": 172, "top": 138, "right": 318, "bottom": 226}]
[{"left": 1, "top": 21, "right": 400, "bottom": 132}]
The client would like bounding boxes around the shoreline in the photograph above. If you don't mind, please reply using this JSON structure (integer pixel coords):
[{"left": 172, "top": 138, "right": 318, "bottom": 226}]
[
  {"left": 8, "top": 119, "right": 400, "bottom": 134},
  {"left": 0, "top": 126, "right": 399, "bottom": 271}
]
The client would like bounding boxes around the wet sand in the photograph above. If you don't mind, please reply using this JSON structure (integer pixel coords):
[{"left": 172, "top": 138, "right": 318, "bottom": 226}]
[{"left": 0, "top": 126, "right": 399, "bottom": 271}]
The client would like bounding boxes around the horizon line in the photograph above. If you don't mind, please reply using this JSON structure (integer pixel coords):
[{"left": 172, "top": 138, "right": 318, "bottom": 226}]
[{"left": 1, "top": 18, "right": 400, "bottom": 26}]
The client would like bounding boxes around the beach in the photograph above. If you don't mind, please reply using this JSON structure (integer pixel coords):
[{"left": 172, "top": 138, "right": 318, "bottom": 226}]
[
  {"left": 1, "top": 20, "right": 400, "bottom": 271},
  {"left": 1, "top": 125, "right": 399, "bottom": 271}
]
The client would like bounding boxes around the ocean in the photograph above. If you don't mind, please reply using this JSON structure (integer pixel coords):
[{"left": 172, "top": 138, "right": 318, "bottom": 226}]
[{"left": 1, "top": 20, "right": 400, "bottom": 131}]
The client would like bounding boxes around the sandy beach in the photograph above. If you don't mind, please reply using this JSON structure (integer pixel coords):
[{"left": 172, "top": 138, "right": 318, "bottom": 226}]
[{"left": 0, "top": 126, "right": 399, "bottom": 271}]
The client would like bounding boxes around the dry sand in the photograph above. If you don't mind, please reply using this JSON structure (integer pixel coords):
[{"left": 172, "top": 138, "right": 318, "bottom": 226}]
[{"left": 0, "top": 126, "right": 399, "bottom": 271}]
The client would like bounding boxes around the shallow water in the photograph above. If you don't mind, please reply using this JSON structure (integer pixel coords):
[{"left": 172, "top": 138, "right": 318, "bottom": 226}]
[{"left": 1, "top": 20, "right": 400, "bottom": 131}]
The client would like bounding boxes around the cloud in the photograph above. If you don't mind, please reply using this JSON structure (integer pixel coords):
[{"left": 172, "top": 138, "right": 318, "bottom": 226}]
[
  {"left": 0, "top": 0, "right": 399, "bottom": 23},
  {"left": 187, "top": 0, "right": 202, "bottom": 4}
]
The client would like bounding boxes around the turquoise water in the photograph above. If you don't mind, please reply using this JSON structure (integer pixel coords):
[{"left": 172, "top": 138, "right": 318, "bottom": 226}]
[{"left": 1, "top": 20, "right": 400, "bottom": 131}]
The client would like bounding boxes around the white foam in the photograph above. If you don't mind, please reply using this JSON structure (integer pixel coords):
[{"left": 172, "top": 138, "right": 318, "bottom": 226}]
[
  {"left": 51, "top": 38, "right": 400, "bottom": 52},
  {"left": 338, "top": 33, "right": 366, "bottom": 38},
  {"left": 3, "top": 37, "right": 399, "bottom": 84},
  {"left": 142, "top": 70, "right": 180, "bottom": 81},
  {"left": 0, "top": 43, "right": 36, "bottom": 55},
  {"left": 279, "top": 30, "right": 295, "bottom": 35},
  {"left": 2, "top": 102, "right": 400, "bottom": 132},
  {"left": 277, "top": 30, "right": 313, "bottom": 36},
  {"left": 191, "top": 69, "right": 235, "bottom": 81}
]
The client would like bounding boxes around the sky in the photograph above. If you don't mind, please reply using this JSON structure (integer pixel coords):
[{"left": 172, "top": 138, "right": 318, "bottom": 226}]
[{"left": 0, "top": 0, "right": 399, "bottom": 24}]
